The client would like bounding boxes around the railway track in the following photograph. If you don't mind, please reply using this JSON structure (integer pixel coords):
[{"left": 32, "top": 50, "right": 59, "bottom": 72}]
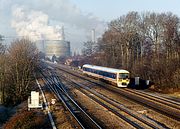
[
  {"left": 40, "top": 70, "right": 102, "bottom": 129},
  {"left": 57, "top": 73, "right": 168, "bottom": 129},
  {"left": 50, "top": 63, "right": 180, "bottom": 121},
  {"left": 133, "top": 90, "right": 180, "bottom": 107}
]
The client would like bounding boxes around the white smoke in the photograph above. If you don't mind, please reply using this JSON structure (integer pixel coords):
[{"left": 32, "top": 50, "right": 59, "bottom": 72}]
[
  {"left": 11, "top": 5, "right": 62, "bottom": 41},
  {"left": 1, "top": 0, "right": 105, "bottom": 51},
  {"left": 10, "top": 0, "right": 104, "bottom": 33}
]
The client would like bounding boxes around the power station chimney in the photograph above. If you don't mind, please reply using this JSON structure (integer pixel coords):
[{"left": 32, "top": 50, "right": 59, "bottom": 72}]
[
  {"left": 40, "top": 34, "right": 45, "bottom": 53},
  {"left": 91, "top": 29, "right": 95, "bottom": 43},
  {"left": 62, "top": 26, "right": 65, "bottom": 40}
]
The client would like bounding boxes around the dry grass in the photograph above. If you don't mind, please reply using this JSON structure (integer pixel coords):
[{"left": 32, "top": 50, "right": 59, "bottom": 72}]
[{"left": 3, "top": 110, "right": 50, "bottom": 129}]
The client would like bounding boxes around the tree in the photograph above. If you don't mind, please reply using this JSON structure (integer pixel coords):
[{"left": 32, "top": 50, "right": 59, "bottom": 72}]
[
  {"left": 0, "top": 36, "right": 6, "bottom": 104},
  {"left": 6, "top": 39, "right": 38, "bottom": 104},
  {"left": 82, "top": 41, "right": 95, "bottom": 56},
  {"left": 82, "top": 11, "right": 180, "bottom": 90}
]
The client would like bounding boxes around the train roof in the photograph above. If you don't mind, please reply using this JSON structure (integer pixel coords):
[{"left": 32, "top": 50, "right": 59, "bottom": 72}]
[{"left": 82, "top": 64, "right": 129, "bottom": 74}]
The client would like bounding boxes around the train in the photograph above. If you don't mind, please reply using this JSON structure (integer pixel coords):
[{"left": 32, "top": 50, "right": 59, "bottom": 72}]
[{"left": 82, "top": 64, "right": 130, "bottom": 87}]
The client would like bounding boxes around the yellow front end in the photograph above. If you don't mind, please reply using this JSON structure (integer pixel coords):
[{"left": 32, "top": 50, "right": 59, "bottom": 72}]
[
  {"left": 117, "top": 73, "right": 130, "bottom": 87},
  {"left": 118, "top": 79, "right": 129, "bottom": 87}
]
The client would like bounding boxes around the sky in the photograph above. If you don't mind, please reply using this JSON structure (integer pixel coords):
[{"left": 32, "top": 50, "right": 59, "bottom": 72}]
[
  {"left": 71, "top": 0, "right": 180, "bottom": 21},
  {"left": 0, "top": 0, "right": 180, "bottom": 52}
]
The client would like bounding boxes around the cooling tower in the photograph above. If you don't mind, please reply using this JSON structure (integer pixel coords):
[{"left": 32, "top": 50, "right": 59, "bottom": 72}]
[{"left": 45, "top": 40, "right": 70, "bottom": 59}]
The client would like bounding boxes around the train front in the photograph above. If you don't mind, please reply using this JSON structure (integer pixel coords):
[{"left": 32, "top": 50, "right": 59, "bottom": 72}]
[{"left": 117, "top": 71, "right": 130, "bottom": 87}]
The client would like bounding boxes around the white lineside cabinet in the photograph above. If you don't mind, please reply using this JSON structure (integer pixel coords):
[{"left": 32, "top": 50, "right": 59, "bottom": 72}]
[
  {"left": 135, "top": 77, "right": 140, "bottom": 86},
  {"left": 28, "top": 91, "right": 42, "bottom": 110}
]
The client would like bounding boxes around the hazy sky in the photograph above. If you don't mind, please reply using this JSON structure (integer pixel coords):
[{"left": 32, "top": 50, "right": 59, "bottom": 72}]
[
  {"left": 71, "top": 0, "right": 180, "bottom": 21},
  {"left": 0, "top": 0, "right": 180, "bottom": 52}
]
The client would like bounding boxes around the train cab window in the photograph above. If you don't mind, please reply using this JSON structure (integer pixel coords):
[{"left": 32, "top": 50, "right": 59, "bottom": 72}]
[{"left": 119, "top": 73, "right": 129, "bottom": 79}]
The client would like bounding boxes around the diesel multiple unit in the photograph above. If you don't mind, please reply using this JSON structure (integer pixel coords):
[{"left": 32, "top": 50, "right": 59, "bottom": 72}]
[{"left": 82, "top": 64, "right": 130, "bottom": 87}]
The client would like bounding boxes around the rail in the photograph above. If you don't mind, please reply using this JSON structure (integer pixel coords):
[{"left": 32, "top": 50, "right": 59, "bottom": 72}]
[
  {"left": 52, "top": 64, "right": 180, "bottom": 121},
  {"left": 58, "top": 74, "right": 167, "bottom": 129},
  {"left": 40, "top": 70, "right": 102, "bottom": 129}
]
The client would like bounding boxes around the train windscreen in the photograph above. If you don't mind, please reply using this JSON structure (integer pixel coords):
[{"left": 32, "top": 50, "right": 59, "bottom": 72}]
[{"left": 119, "top": 73, "right": 129, "bottom": 79}]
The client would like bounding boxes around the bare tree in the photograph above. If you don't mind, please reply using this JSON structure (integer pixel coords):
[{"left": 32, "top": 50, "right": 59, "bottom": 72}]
[
  {"left": 0, "top": 36, "right": 6, "bottom": 104},
  {"left": 6, "top": 39, "right": 38, "bottom": 104},
  {"left": 82, "top": 41, "right": 95, "bottom": 56},
  {"left": 83, "top": 11, "right": 180, "bottom": 90}
]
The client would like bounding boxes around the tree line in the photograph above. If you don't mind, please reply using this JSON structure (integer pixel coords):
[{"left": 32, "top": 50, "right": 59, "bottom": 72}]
[
  {"left": 0, "top": 38, "right": 38, "bottom": 105},
  {"left": 82, "top": 12, "right": 180, "bottom": 91}
]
